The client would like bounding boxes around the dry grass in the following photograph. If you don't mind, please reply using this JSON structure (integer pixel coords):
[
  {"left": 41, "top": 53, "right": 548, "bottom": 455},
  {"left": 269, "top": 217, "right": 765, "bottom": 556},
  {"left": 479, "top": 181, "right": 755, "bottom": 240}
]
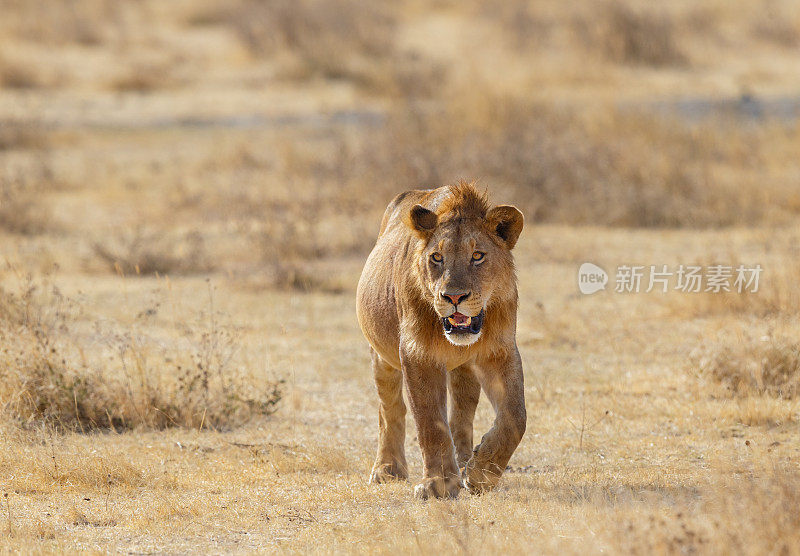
[
  {"left": 593, "top": 2, "right": 687, "bottom": 67},
  {"left": 0, "top": 225, "right": 799, "bottom": 552},
  {"left": 188, "top": 0, "right": 397, "bottom": 85},
  {"left": 667, "top": 259, "right": 800, "bottom": 318},
  {"left": 608, "top": 463, "right": 800, "bottom": 553},
  {"left": 349, "top": 95, "right": 799, "bottom": 227},
  {"left": 93, "top": 229, "right": 212, "bottom": 276},
  {"left": 108, "top": 63, "right": 181, "bottom": 93},
  {"left": 0, "top": 124, "right": 51, "bottom": 152},
  {"left": 0, "top": 172, "right": 54, "bottom": 236},
  {"left": 1, "top": 0, "right": 800, "bottom": 552},
  {"left": 720, "top": 395, "right": 798, "bottom": 427},
  {"left": 0, "top": 0, "right": 114, "bottom": 46},
  {"left": 697, "top": 333, "right": 800, "bottom": 400},
  {"left": 0, "top": 275, "right": 282, "bottom": 432}
]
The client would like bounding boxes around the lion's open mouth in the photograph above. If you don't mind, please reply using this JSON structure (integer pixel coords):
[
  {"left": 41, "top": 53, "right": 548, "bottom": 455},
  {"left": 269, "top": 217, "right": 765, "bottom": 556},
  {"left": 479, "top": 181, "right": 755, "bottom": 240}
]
[{"left": 442, "top": 309, "right": 484, "bottom": 335}]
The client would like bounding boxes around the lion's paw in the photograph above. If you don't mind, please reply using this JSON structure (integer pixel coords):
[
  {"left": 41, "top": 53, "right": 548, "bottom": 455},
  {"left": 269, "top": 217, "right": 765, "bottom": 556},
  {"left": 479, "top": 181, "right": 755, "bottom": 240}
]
[
  {"left": 369, "top": 462, "right": 408, "bottom": 484},
  {"left": 463, "top": 460, "right": 502, "bottom": 494},
  {"left": 413, "top": 476, "right": 462, "bottom": 500}
]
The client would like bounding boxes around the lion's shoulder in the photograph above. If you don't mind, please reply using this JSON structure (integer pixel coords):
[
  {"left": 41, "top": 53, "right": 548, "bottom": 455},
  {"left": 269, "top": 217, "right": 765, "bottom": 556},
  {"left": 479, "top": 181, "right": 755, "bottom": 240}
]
[{"left": 378, "top": 189, "right": 432, "bottom": 236}]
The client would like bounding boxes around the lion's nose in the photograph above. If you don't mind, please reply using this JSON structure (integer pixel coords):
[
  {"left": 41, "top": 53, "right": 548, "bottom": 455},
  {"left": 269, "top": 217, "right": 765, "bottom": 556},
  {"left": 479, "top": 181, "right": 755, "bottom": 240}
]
[{"left": 441, "top": 291, "right": 470, "bottom": 306}]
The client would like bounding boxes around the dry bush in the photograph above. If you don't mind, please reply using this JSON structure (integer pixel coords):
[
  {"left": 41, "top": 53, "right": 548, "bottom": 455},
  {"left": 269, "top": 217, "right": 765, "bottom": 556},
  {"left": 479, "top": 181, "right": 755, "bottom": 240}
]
[
  {"left": 696, "top": 333, "right": 800, "bottom": 399},
  {"left": 188, "top": 0, "right": 397, "bottom": 85},
  {"left": 93, "top": 229, "right": 212, "bottom": 276},
  {"left": 0, "top": 275, "right": 283, "bottom": 432},
  {"left": 586, "top": 2, "right": 686, "bottom": 67},
  {"left": 351, "top": 96, "right": 785, "bottom": 228}
]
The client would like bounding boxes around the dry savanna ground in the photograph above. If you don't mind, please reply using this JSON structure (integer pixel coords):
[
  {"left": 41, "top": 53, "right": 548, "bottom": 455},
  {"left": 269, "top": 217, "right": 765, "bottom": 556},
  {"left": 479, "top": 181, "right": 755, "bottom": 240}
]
[{"left": 1, "top": 0, "right": 800, "bottom": 554}]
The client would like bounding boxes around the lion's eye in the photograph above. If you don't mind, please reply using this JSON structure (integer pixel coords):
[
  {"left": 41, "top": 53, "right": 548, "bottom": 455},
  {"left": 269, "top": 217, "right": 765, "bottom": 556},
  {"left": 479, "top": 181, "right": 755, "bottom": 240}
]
[
  {"left": 430, "top": 252, "right": 443, "bottom": 264},
  {"left": 472, "top": 251, "right": 485, "bottom": 263}
]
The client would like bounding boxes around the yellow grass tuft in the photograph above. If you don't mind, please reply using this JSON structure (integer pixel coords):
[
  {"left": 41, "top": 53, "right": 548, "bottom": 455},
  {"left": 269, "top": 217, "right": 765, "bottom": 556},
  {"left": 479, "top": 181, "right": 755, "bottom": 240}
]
[
  {"left": 696, "top": 333, "right": 800, "bottom": 400},
  {"left": 720, "top": 396, "right": 798, "bottom": 427}
]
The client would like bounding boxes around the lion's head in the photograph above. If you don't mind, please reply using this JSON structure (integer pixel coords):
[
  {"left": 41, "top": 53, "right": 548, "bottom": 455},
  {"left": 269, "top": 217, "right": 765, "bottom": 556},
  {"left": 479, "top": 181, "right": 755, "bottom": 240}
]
[{"left": 406, "top": 183, "right": 523, "bottom": 346}]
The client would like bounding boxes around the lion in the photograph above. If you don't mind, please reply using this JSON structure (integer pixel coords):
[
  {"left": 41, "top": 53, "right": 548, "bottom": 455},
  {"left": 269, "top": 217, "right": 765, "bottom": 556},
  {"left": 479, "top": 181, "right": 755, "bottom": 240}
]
[{"left": 356, "top": 181, "right": 526, "bottom": 499}]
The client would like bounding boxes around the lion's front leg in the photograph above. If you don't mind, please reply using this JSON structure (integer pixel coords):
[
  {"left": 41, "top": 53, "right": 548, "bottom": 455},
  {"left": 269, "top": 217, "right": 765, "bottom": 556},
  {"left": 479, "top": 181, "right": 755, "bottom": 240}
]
[
  {"left": 401, "top": 349, "right": 461, "bottom": 500},
  {"left": 448, "top": 363, "right": 481, "bottom": 469},
  {"left": 465, "top": 347, "right": 526, "bottom": 494},
  {"left": 369, "top": 349, "right": 408, "bottom": 484}
]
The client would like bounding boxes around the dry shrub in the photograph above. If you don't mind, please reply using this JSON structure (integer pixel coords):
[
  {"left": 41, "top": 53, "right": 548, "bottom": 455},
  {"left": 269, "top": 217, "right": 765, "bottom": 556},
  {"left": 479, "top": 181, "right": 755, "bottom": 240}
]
[
  {"left": 0, "top": 276, "right": 283, "bottom": 432},
  {"left": 587, "top": 1, "right": 686, "bottom": 67},
  {"left": 189, "top": 0, "right": 396, "bottom": 85},
  {"left": 93, "top": 229, "right": 212, "bottom": 276},
  {"left": 696, "top": 333, "right": 800, "bottom": 399},
  {"left": 353, "top": 96, "right": 780, "bottom": 228}
]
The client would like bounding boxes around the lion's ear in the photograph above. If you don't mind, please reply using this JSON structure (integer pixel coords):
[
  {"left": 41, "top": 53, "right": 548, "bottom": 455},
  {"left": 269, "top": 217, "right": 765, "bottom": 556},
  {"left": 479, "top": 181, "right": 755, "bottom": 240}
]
[
  {"left": 407, "top": 204, "right": 437, "bottom": 235},
  {"left": 486, "top": 205, "right": 524, "bottom": 249}
]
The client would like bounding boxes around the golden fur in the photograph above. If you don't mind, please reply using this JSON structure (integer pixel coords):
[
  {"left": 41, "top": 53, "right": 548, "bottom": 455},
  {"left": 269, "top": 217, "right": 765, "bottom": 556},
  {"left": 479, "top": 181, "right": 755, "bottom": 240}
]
[{"left": 356, "top": 182, "right": 527, "bottom": 499}]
